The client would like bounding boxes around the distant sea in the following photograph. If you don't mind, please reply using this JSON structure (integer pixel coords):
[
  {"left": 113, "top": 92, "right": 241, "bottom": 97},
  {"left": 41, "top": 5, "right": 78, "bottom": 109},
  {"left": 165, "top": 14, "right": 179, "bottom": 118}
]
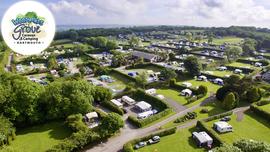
[{"left": 56, "top": 24, "right": 133, "bottom": 31}]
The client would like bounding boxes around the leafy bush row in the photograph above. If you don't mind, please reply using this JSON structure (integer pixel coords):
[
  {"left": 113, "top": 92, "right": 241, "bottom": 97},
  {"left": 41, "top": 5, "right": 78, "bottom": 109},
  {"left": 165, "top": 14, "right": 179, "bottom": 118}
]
[
  {"left": 128, "top": 108, "right": 173, "bottom": 128},
  {"left": 174, "top": 112, "right": 197, "bottom": 123},
  {"left": 203, "top": 111, "right": 233, "bottom": 122},
  {"left": 226, "top": 65, "right": 254, "bottom": 74},
  {"left": 196, "top": 121, "right": 224, "bottom": 146},
  {"left": 110, "top": 69, "right": 137, "bottom": 83},
  {"left": 123, "top": 127, "right": 177, "bottom": 152}
]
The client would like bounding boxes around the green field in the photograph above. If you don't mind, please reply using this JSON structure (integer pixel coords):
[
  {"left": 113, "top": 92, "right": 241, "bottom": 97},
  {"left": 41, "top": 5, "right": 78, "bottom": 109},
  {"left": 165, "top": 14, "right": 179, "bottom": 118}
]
[
  {"left": 107, "top": 73, "right": 127, "bottom": 90},
  {"left": 204, "top": 111, "right": 270, "bottom": 144},
  {"left": 260, "top": 103, "right": 270, "bottom": 111},
  {"left": 162, "top": 101, "right": 226, "bottom": 129},
  {"left": 7, "top": 122, "right": 72, "bottom": 152},
  {"left": 202, "top": 36, "right": 243, "bottom": 45},
  {"left": 157, "top": 88, "right": 187, "bottom": 105},
  {"left": 136, "top": 127, "right": 204, "bottom": 152},
  {"left": 176, "top": 79, "right": 220, "bottom": 94}
]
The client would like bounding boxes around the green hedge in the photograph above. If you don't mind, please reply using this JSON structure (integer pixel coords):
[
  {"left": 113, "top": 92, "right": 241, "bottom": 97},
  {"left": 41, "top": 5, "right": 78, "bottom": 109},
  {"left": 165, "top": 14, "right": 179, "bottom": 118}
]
[
  {"left": 0, "top": 50, "right": 10, "bottom": 73},
  {"left": 127, "top": 108, "right": 172, "bottom": 128},
  {"left": 101, "top": 101, "right": 124, "bottom": 115},
  {"left": 126, "top": 63, "right": 165, "bottom": 70},
  {"left": 123, "top": 127, "right": 177, "bottom": 152},
  {"left": 203, "top": 111, "right": 233, "bottom": 122},
  {"left": 250, "top": 104, "right": 270, "bottom": 122},
  {"left": 226, "top": 65, "right": 254, "bottom": 74},
  {"left": 196, "top": 121, "right": 224, "bottom": 146}
]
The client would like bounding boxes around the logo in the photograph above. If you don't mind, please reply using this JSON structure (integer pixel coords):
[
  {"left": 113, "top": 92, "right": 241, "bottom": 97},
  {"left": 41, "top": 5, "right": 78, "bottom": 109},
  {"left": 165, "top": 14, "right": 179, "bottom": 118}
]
[{"left": 1, "top": 1, "right": 55, "bottom": 55}]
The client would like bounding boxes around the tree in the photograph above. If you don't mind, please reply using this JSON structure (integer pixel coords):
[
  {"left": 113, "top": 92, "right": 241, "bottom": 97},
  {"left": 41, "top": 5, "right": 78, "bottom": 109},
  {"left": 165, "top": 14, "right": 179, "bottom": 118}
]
[
  {"left": 96, "top": 36, "right": 107, "bottom": 48},
  {"left": 70, "top": 30, "right": 79, "bottom": 42},
  {"left": 186, "top": 32, "right": 193, "bottom": 41},
  {"left": 213, "top": 144, "right": 242, "bottom": 152},
  {"left": 242, "top": 38, "right": 257, "bottom": 56},
  {"left": 208, "top": 35, "right": 214, "bottom": 44},
  {"left": 225, "top": 46, "right": 243, "bottom": 62},
  {"left": 47, "top": 55, "right": 58, "bottom": 70},
  {"left": 79, "top": 67, "right": 86, "bottom": 75},
  {"left": 195, "top": 35, "right": 203, "bottom": 43},
  {"left": 246, "top": 87, "right": 261, "bottom": 103},
  {"left": 216, "top": 86, "right": 231, "bottom": 101},
  {"left": 233, "top": 139, "right": 270, "bottom": 152},
  {"left": 160, "top": 68, "right": 177, "bottom": 81},
  {"left": 129, "top": 36, "right": 141, "bottom": 48},
  {"left": 224, "top": 75, "right": 241, "bottom": 86},
  {"left": 93, "top": 86, "right": 112, "bottom": 103},
  {"left": 136, "top": 71, "right": 148, "bottom": 88},
  {"left": 196, "top": 85, "right": 208, "bottom": 96},
  {"left": 0, "top": 115, "right": 15, "bottom": 146},
  {"left": 106, "top": 40, "right": 118, "bottom": 50},
  {"left": 99, "top": 113, "right": 124, "bottom": 136},
  {"left": 222, "top": 92, "right": 239, "bottom": 110},
  {"left": 40, "top": 80, "right": 95, "bottom": 120},
  {"left": 184, "top": 56, "right": 201, "bottom": 76},
  {"left": 111, "top": 54, "right": 127, "bottom": 67}
]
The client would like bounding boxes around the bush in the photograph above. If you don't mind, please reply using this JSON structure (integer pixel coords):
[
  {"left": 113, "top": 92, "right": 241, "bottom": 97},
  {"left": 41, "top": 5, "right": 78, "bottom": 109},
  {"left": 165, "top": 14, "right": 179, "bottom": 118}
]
[
  {"left": 256, "top": 100, "right": 270, "bottom": 106},
  {"left": 123, "top": 127, "right": 177, "bottom": 152},
  {"left": 222, "top": 92, "right": 239, "bottom": 110},
  {"left": 246, "top": 87, "right": 262, "bottom": 103},
  {"left": 204, "top": 111, "right": 233, "bottom": 122},
  {"left": 196, "top": 85, "right": 208, "bottom": 96},
  {"left": 200, "top": 108, "right": 209, "bottom": 113},
  {"left": 174, "top": 112, "right": 197, "bottom": 123},
  {"left": 66, "top": 114, "right": 87, "bottom": 132},
  {"left": 233, "top": 139, "right": 270, "bottom": 152}
]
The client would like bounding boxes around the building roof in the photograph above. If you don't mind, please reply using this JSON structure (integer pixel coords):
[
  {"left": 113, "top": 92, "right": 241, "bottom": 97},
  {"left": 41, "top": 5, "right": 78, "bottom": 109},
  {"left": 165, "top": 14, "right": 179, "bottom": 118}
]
[
  {"left": 136, "top": 101, "right": 152, "bottom": 110},
  {"left": 85, "top": 112, "right": 98, "bottom": 119},
  {"left": 192, "top": 131, "right": 213, "bottom": 144},
  {"left": 122, "top": 96, "right": 136, "bottom": 105},
  {"left": 132, "top": 51, "right": 158, "bottom": 60}
]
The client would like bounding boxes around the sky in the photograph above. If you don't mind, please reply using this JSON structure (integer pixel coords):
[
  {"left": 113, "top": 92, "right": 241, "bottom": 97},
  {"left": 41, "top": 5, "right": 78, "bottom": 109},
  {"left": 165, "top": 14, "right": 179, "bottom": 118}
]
[{"left": 1, "top": 0, "right": 270, "bottom": 28}]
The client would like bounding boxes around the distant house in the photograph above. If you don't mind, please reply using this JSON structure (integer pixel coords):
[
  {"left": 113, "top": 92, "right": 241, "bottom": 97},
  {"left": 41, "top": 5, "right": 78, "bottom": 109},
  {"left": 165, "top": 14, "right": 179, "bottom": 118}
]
[
  {"left": 192, "top": 131, "right": 213, "bottom": 147},
  {"left": 132, "top": 51, "right": 160, "bottom": 62},
  {"left": 213, "top": 121, "right": 233, "bottom": 133},
  {"left": 135, "top": 101, "right": 152, "bottom": 112}
]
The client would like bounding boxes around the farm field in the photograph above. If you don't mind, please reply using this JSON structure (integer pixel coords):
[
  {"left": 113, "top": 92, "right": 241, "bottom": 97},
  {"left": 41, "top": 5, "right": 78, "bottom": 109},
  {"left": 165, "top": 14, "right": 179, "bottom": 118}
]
[
  {"left": 204, "top": 111, "right": 270, "bottom": 144},
  {"left": 8, "top": 122, "right": 72, "bottom": 152},
  {"left": 202, "top": 36, "right": 243, "bottom": 45},
  {"left": 227, "top": 62, "right": 257, "bottom": 69},
  {"left": 135, "top": 127, "right": 204, "bottom": 152}
]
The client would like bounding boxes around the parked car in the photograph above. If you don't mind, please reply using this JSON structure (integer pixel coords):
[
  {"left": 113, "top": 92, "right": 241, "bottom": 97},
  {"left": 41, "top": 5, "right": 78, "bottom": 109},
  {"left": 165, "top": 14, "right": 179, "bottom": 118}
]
[
  {"left": 134, "top": 141, "right": 147, "bottom": 149},
  {"left": 148, "top": 136, "right": 160, "bottom": 144},
  {"left": 220, "top": 116, "right": 231, "bottom": 122}
]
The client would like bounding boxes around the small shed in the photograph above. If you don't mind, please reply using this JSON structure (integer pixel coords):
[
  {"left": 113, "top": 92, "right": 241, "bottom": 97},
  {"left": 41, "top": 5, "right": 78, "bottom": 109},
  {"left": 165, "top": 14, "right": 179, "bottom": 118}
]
[
  {"left": 181, "top": 89, "right": 192, "bottom": 96},
  {"left": 135, "top": 101, "right": 152, "bottom": 112},
  {"left": 145, "top": 88, "right": 156, "bottom": 95},
  {"left": 192, "top": 131, "right": 213, "bottom": 147},
  {"left": 213, "top": 121, "right": 233, "bottom": 133},
  {"left": 111, "top": 99, "right": 123, "bottom": 108},
  {"left": 121, "top": 96, "right": 136, "bottom": 105}
]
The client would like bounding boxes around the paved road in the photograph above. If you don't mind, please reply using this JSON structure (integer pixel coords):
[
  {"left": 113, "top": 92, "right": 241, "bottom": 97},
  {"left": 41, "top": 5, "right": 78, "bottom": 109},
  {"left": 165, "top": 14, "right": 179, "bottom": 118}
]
[
  {"left": 84, "top": 96, "right": 215, "bottom": 152},
  {"left": 163, "top": 97, "right": 187, "bottom": 113}
]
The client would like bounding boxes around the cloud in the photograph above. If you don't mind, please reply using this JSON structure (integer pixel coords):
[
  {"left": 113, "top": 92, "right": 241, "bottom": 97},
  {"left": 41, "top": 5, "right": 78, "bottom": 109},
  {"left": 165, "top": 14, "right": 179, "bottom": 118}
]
[{"left": 47, "top": 0, "right": 270, "bottom": 28}]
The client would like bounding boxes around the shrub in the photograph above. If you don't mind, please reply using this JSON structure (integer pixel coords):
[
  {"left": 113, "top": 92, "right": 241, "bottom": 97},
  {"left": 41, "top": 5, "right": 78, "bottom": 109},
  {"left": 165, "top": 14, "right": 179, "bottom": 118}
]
[
  {"left": 174, "top": 112, "right": 197, "bottom": 123},
  {"left": 66, "top": 114, "right": 87, "bottom": 132},
  {"left": 256, "top": 100, "right": 270, "bottom": 106},
  {"left": 222, "top": 92, "right": 238, "bottom": 110},
  {"left": 246, "top": 87, "right": 262, "bottom": 103},
  {"left": 204, "top": 111, "right": 233, "bottom": 122},
  {"left": 200, "top": 108, "right": 209, "bottom": 113},
  {"left": 250, "top": 104, "right": 270, "bottom": 122},
  {"left": 196, "top": 85, "right": 208, "bottom": 96},
  {"left": 101, "top": 101, "right": 124, "bottom": 115},
  {"left": 233, "top": 139, "right": 270, "bottom": 152}
]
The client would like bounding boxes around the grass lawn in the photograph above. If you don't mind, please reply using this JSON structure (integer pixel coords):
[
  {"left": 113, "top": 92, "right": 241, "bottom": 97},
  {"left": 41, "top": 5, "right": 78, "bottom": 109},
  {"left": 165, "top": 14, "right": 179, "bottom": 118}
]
[
  {"left": 136, "top": 127, "right": 204, "bottom": 152},
  {"left": 176, "top": 79, "right": 220, "bottom": 94},
  {"left": 162, "top": 101, "right": 226, "bottom": 129},
  {"left": 107, "top": 74, "right": 127, "bottom": 90},
  {"left": 8, "top": 122, "right": 72, "bottom": 152},
  {"left": 227, "top": 62, "right": 256, "bottom": 69},
  {"left": 259, "top": 103, "right": 270, "bottom": 112},
  {"left": 157, "top": 88, "right": 187, "bottom": 105},
  {"left": 204, "top": 111, "right": 270, "bottom": 144},
  {"left": 202, "top": 36, "right": 243, "bottom": 45}
]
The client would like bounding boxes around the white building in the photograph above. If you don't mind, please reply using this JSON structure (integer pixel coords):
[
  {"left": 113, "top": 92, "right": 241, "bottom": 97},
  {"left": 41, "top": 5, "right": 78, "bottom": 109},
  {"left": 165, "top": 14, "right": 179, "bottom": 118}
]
[
  {"left": 145, "top": 88, "right": 156, "bottom": 95},
  {"left": 135, "top": 101, "right": 152, "bottom": 112},
  {"left": 121, "top": 96, "right": 136, "bottom": 106},
  {"left": 192, "top": 131, "right": 213, "bottom": 147},
  {"left": 111, "top": 99, "right": 123, "bottom": 108},
  {"left": 213, "top": 121, "right": 233, "bottom": 133}
]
